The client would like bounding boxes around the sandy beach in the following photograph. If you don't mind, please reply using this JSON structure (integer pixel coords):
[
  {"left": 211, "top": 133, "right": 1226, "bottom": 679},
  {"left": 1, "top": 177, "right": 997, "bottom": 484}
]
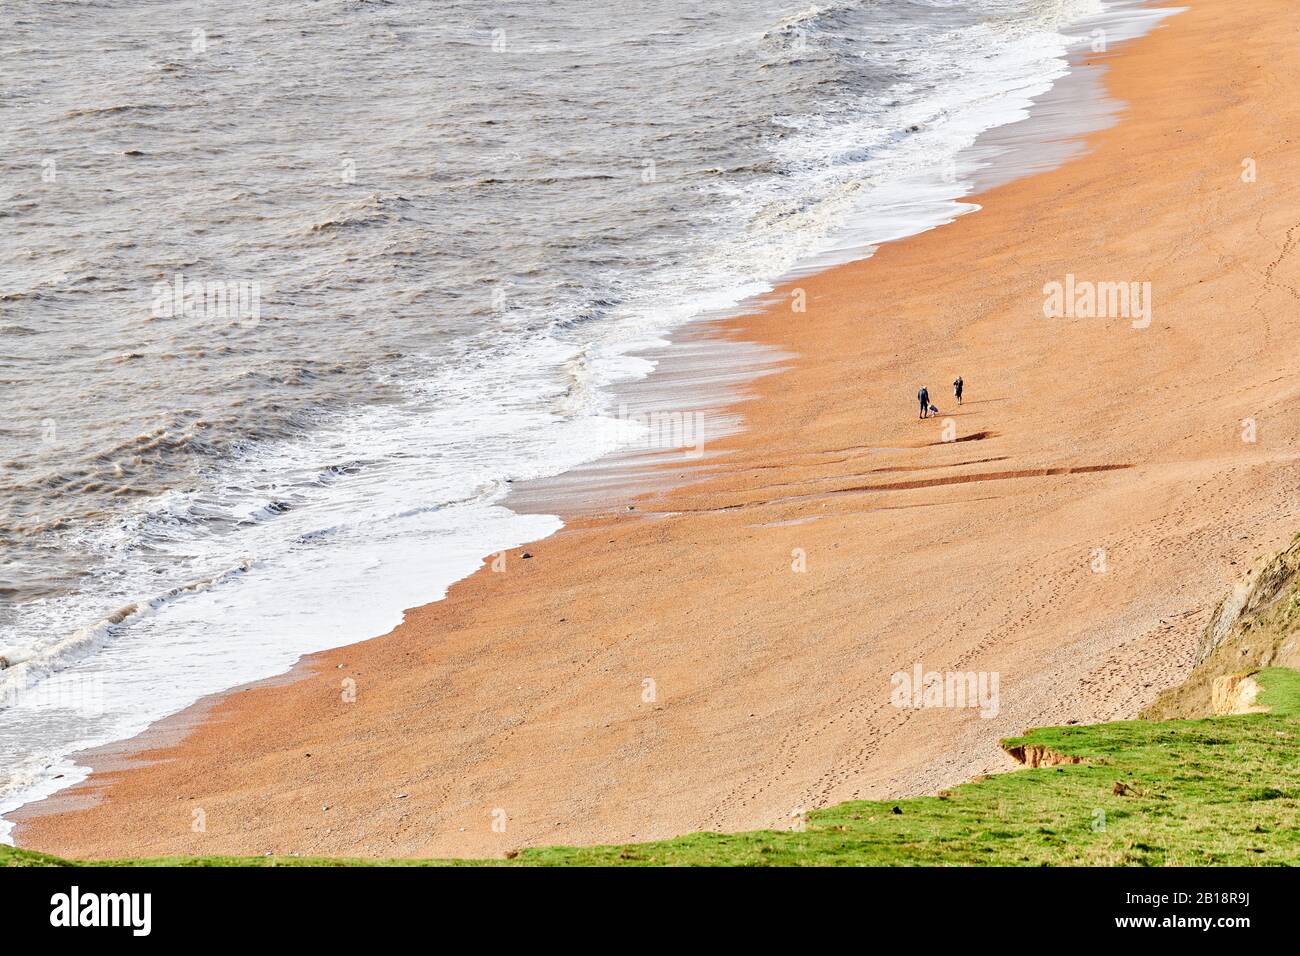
[{"left": 15, "top": 0, "right": 1300, "bottom": 860}]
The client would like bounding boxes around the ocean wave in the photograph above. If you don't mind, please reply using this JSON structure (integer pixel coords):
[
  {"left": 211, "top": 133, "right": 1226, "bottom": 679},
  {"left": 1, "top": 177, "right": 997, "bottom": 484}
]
[
  {"left": 0, "top": 559, "right": 254, "bottom": 706},
  {"left": 308, "top": 193, "right": 413, "bottom": 234},
  {"left": 61, "top": 102, "right": 176, "bottom": 119},
  {"left": 762, "top": 0, "right": 858, "bottom": 40}
]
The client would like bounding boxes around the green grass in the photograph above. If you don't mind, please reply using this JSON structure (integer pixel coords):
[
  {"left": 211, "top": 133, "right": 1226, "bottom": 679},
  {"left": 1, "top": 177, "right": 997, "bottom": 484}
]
[{"left": 6, "top": 668, "right": 1300, "bottom": 867}]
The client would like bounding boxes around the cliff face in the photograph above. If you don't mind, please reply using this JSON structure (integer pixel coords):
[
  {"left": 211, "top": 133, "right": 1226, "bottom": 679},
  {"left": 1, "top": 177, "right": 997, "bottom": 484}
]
[
  {"left": 1001, "top": 743, "right": 1085, "bottom": 768},
  {"left": 1144, "top": 536, "right": 1300, "bottom": 720}
]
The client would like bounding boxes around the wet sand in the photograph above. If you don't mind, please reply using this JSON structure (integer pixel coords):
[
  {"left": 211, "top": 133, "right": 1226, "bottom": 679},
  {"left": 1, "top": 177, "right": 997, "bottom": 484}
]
[{"left": 16, "top": 0, "right": 1300, "bottom": 860}]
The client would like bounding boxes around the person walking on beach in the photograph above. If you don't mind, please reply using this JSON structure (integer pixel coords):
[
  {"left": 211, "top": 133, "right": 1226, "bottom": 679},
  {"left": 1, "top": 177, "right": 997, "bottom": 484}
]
[
  {"left": 953, "top": 376, "right": 963, "bottom": 405},
  {"left": 918, "top": 385, "right": 930, "bottom": 419}
]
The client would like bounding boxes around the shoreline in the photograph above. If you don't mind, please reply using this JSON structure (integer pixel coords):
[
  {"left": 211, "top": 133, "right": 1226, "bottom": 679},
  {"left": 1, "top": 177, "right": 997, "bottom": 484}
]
[{"left": 16, "top": 0, "right": 1300, "bottom": 860}]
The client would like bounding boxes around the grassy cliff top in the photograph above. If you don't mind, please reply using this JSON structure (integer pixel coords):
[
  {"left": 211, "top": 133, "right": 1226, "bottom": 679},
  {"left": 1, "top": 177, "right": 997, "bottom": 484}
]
[{"left": 6, "top": 667, "right": 1298, "bottom": 868}]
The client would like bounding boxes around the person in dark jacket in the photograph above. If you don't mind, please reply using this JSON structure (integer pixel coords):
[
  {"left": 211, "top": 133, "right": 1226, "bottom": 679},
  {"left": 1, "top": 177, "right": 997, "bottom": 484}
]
[
  {"left": 953, "top": 376, "right": 964, "bottom": 404},
  {"left": 918, "top": 386, "right": 930, "bottom": 418}
]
